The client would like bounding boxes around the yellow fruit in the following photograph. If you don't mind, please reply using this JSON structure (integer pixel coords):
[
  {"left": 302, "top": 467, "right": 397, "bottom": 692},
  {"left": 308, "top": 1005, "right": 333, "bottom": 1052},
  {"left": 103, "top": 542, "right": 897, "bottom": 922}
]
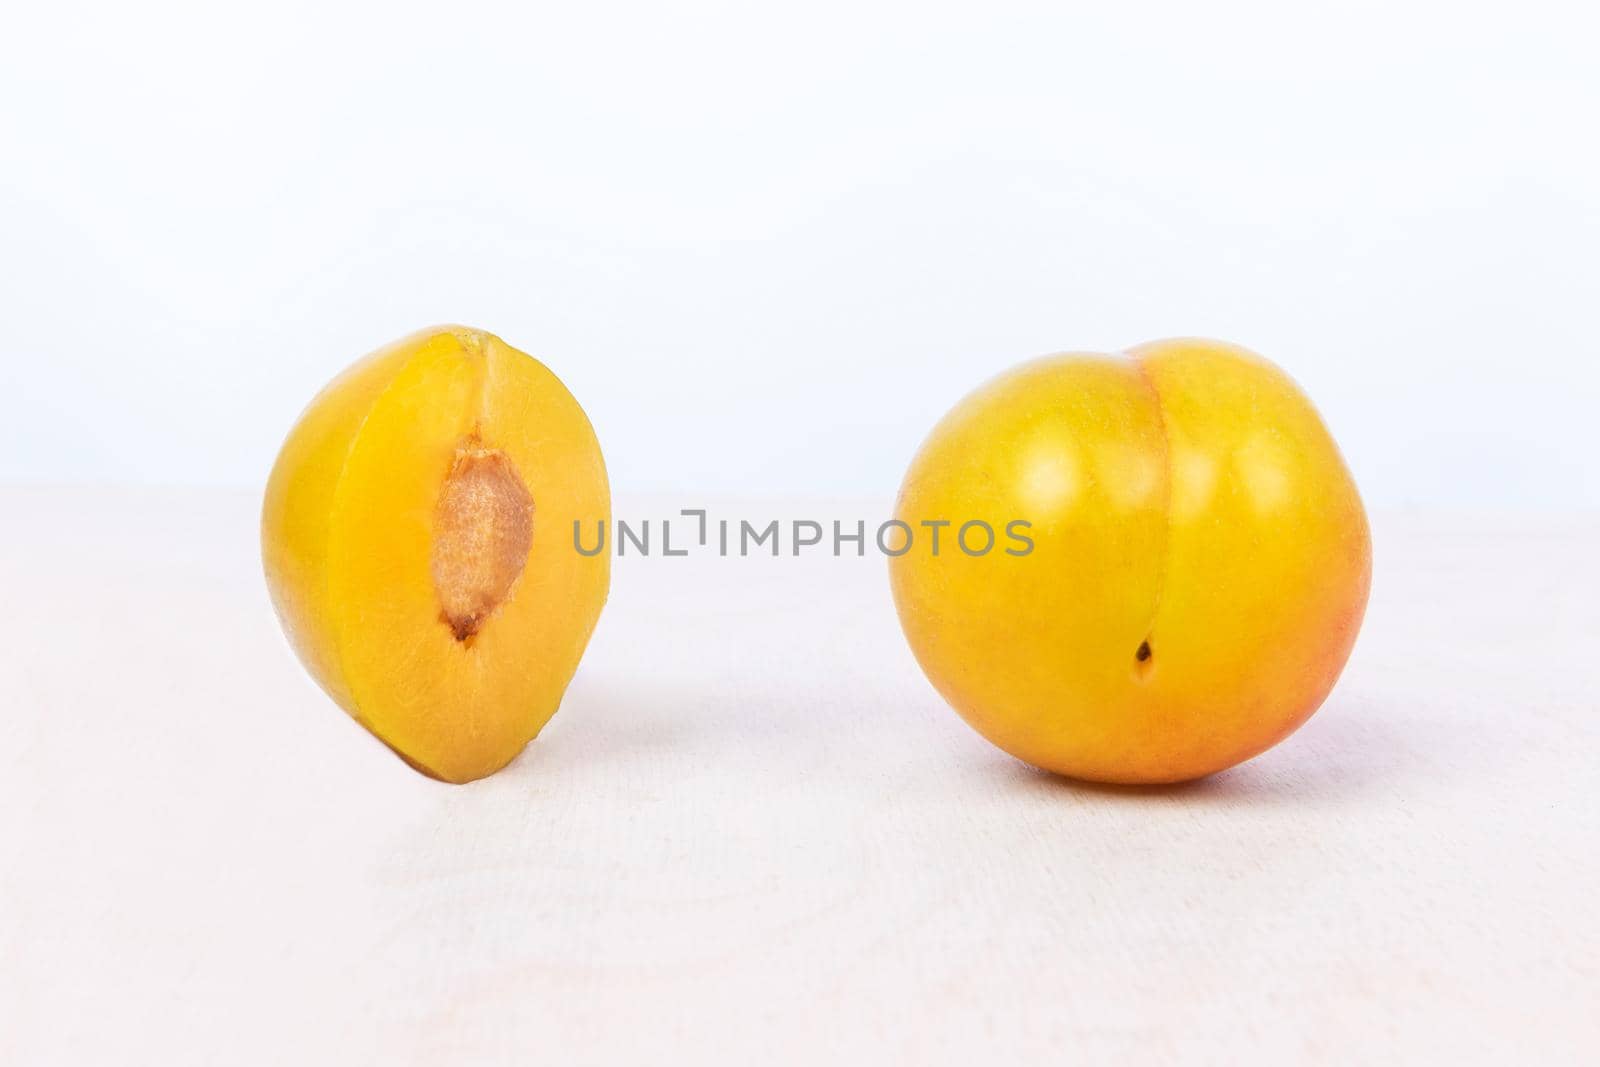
[
  {"left": 889, "top": 338, "right": 1371, "bottom": 784},
  {"left": 261, "top": 326, "right": 610, "bottom": 783}
]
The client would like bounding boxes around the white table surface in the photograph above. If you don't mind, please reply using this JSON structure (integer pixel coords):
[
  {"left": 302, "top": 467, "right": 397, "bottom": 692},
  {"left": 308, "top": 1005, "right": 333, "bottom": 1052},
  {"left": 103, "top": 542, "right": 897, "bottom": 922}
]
[{"left": 2, "top": 487, "right": 1596, "bottom": 1064}]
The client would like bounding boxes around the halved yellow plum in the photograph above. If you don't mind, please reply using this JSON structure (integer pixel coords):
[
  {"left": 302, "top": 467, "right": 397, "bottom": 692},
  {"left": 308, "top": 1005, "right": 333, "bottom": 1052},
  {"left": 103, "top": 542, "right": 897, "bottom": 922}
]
[{"left": 262, "top": 326, "right": 610, "bottom": 783}]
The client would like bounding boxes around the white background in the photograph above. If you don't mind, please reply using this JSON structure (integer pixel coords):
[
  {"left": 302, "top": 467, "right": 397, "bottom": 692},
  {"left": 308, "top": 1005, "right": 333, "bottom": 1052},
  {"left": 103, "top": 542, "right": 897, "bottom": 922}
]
[
  {"left": 3, "top": 0, "right": 1598, "bottom": 508},
  {"left": 5, "top": 5, "right": 1600, "bottom": 1063}
]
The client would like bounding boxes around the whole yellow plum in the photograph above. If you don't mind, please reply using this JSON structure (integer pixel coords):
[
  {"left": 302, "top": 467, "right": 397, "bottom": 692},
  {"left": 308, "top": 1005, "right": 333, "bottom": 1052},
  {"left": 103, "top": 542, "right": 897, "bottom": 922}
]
[{"left": 889, "top": 338, "right": 1371, "bottom": 784}]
